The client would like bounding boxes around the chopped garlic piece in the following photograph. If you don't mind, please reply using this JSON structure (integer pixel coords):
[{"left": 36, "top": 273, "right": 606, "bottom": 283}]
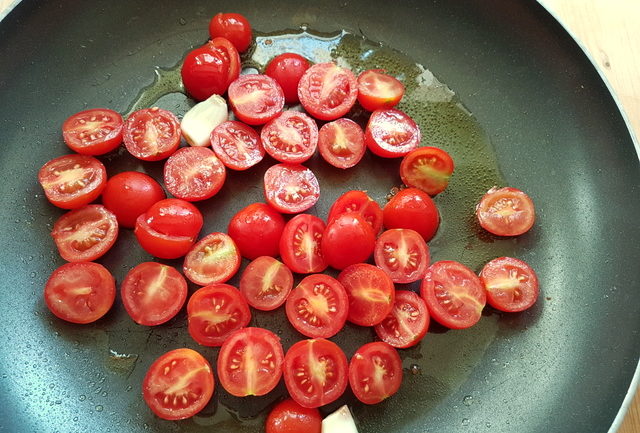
[{"left": 181, "top": 94, "right": 228, "bottom": 146}]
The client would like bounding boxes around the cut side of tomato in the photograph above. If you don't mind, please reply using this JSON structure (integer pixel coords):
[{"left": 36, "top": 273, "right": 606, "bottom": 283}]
[
  {"left": 383, "top": 187, "right": 440, "bottom": 242},
  {"left": 263, "top": 163, "right": 320, "bottom": 214},
  {"left": 400, "top": 146, "right": 454, "bottom": 196},
  {"left": 210, "top": 120, "right": 265, "bottom": 170},
  {"left": 44, "top": 262, "right": 115, "bottom": 324},
  {"left": 420, "top": 260, "right": 486, "bottom": 329},
  {"left": 51, "top": 205, "right": 118, "bottom": 262},
  {"left": 337, "top": 263, "right": 395, "bottom": 327},
  {"left": 374, "top": 228, "right": 430, "bottom": 284},
  {"left": 321, "top": 212, "right": 376, "bottom": 270},
  {"left": 476, "top": 187, "right": 535, "bottom": 236},
  {"left": 357, "top": 69, "right": 405, "bottom": 112},
  {"left": 265, "top": 398, "right": 322, "bottom": 433},
  {"left": 348, "top": 342, "right": 402, "bottom": 405},
  {"left": 120, "top": 262, "right": 187, "bottom": 326},
  {"left": 279, "top": 214, "right": 328, "bottom": 274},
  {"left": 327, "top": 190, "right": 383, "bottom": 235},
  {"left": 317, "top": 118, "right": 365, "bottom": 169},
  {"left": 142, "top": 348, "right": 214, "bottom": 420},
  {"left": 217, "top": 327, "right": 284, "bottom": 397},
  {"left": 261, "top": 111, "right": 318, "bottom": 164},
  {"left": 183, "top": 232, "right": 241, "bottom": 286},
  {"left": 163, "top": 146, "right": 226, "bottom": 201},
  {"left": 123, "top": 107, "right": 181, "bottom": 161},
  {"left": 239, "top": 256, "right": 293, "bottom": 311},
  {"left": 365, "top": 108, "right": 421, "bottom": 158},
  {"left": 298, "top": 62, "right": 358, "bottom": 121},
  {"left": 228, "top": 74, "right": 285, "bottom": 125},
  {"left": 480, "top": 257, "right": 539, "bottom": 312},
  {"left": 374, "top": 290, "right": 429, "bottom": 348},
  {"left": 62, "top": 108, "right": 123, "bottom": 155},
  {"left": 283, "top": 338, "right": 348, "bottom": 408}
]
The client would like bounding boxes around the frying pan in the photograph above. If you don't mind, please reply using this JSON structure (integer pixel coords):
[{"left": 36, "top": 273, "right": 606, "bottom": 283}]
[{"left": 0, "top": 0, "right": 638, "bottom": 432}]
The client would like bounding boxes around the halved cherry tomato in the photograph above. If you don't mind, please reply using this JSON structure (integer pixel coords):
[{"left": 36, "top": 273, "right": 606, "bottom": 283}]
[
  {"left": 365, "top": 108, "right": 420, "bottom": 158},
  {"left": 357, "top": 69, "right": 405, "bottom": 112},
  {"left": 321, "top": 212, "right": 375, "bottom": 270},
  {"left": 239, "top": 256, "right": 293, "bottom": 311},
  {"left": 420, "top": 261, "right": 486, "bottom": 329},
  {"left": 374, "top": 228, "right": 430, "bottom": 283},
  {"left": 187, "top": 283, "right": 251, "bottom": 347},
  {"left": 51, "top": 205, "right": 118, "bottom": 262},
  {"left": 181, "top": 38, "right": 240, "bottom": 100},
  {"left": 227, "top": 203, "right": 285, "bottom": 260},
  {"left": 479, "top": 257, "right": 539, "bottom": 312},
  {"left": 265, "top": 398, "right": 322, "bottom": 433},
  {"left": 476, "top": 187, "right": 535, "bottom": 236},
  {"left": 327, "top": 190, "right": 383, "bottom": 235},
  {"left": 62, "top": 108, "right": 123, "bottom": 155},
  {"left": 298, "top": 62, "right": 358, "bottom": 121},
  {"left": 261, "top": 111, "right": 318, "bottom": 164},
  {"left": 283, "top": 338, "right": 348, "bottom": 408},
  {"left": 285, "top": 274, "right": 348, "bottom": 338},
  {"left": 210, "top": 120, "right": 265, "bottom": 170},
  {"left": 279, "top": 214, "right": 328, "bottom": 274},
  {"left": 263, "top": 163, "right": 320, "bottom": 214},
  {"left": 209, "top": 37, "right": 241, "bottom": 87},
  {"left": 134, "top": 198, "right": 203, "bottom": 259},
  {"left": 228, "top": 74, "right": 285, "bottom": 125},
  {"left": 120, "top": 262, "right": 187, "bottom": 326},
  {"left": 348, "top": 342, "right": 402, "bottom": 405},
  {"left": 400, "top": 146, "right": 454, "bottom": 196},
  {"left": 383, "top": 187, "right": 440, "bottom": 241},
  {"left": 101, "top": 171, "right": 166, "bottom": 228},
  {"left": 38, "top": 154, "right": 107, "bottom": 209},
  {"left": 374, "top": 290, "right": 430, "bottom": 348},
  {"left": 44, "top": 262, "right": 115, "bottom": 324},
  {"left": 265, "top": 53, "right": 311, "bottom": 104},
  {"left": 123, "top": 107, "right": 181, "bottom": 161},
  {"left": 209, "top": 13, "right": 252, "bottom": 53},
  {"left": 183, "top": 232, "right": 241, "bottom": 286},
  {"left": 217, "top": 327, "right": 284, "bottom": 397},
  {"left": 142, "top": 348, "right": 214, "bottom": 420},
  {"left": 337, "top": 263, "right": 395, "bottom": 326},
  {"left": 317, "top": 118, "right": 365, "bottom": 169},
  {"left": 163, "top": 146, "right": 226, "bottom": 202}
]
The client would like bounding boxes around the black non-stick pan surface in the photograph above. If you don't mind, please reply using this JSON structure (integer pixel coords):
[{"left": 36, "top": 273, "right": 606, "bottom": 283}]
[{"left": 1, "top": 0, "right": 639, "bottom": 432}]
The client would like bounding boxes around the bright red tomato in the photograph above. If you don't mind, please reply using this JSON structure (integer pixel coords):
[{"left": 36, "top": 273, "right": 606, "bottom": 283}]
[
  {"left": 227, "top": 202, "right": 285, "bottom": 260},
  {"left": 228, "top": 74, "right": 285, "bottom": 125},
  {"left": 44, "top": 262, "right": 115, "bottom": 324},
  {"left": 51, "top": 205, "right": 118, "bottom": 262},
  {"left": 120, "top": 262, "right": 187, "bottom": 326},
  {"left": 123, "top": 107, "right": 181, "bottom": 161},
  {"left": 365, "top": 108, "right": 420, "bottom": 158},
  {"left": 374, "top": 228, "right": 430, "bottom": 283},
  {"left": 400, "top": 146, "right": 454, "bottom": 196},
  {"left": 210, "top": 120, "right": 265, "bottom": 170},
  {"left": 142, "top": 348, "right": 214, "bottom": 420},
  {"left": 283, "top": 338, "right": 348, "bottom": 408},
  {"left": 374, "top": 290, "right": 430, "bottom": 348},
  {"left": 357, "top": 69, "right": 405, "bottom": 112},
  {"left": 327, "top": 190, "right": 383, "bottom": 235},
  {"left": 317, "top": 118, "right": 365, "bottom": 169},
  {"left": 239, "top": 256, "right": 293, "bottom": 311},
  {"left": 285, "top": 274, "right": 348, "bottom": 338},
  {"left": 337, "top": 263, "right": 395, "bottom": 326},
  {"left": 134, "top": 198, "right": 203, "bottom": 259},
  {"left": 265, "top": 398, "right": 322, "bottom": 433},
  {"left": 163, "top": 147, "right": 226, "bottom": 201},
  {"left": 265, "top": 53, "right": 311, "bottom": 104},
  {"left": 261, "top": 111, "right": 318, "bottom": 163},
  {"left": 38, "top": 154, "right": 107, "bottom": 209},
  {"left": 181, "top": 38, "right": 240, "bottom": 100},
  {"left": 476, "top": 187, "right": 536, "bottom": 236},
  {"left": 420, "top": 261, "right": 486, "bottom": 329},
  {"left": 187, "top": 283, "right": 251, "bottom": 347},
  {"left": 62, "top": 108, "right": 123, "bottom": 155},
  {"left": 209, "top": 37, "right": 241, "bottom": 86},
  {"left": 209, "top": 12, "right": 252, "bottom": 52},
  {"left": 383, "top": 187, "right": 440, "bottom": 241},
  {"left": 101, "top": 171, "right": 165, "bottom": 228},
  {"left": 479, "top": 257, "right": 539, "bottom": 312},
  {"left": 348, "top": 342, "right": 402, "bottom": 405},
  {"left": 183, "top": 232, "right": 241, "bottom": 286},
  {"left": 321, "top": 212, "right": 375, "bottom": 270},
  {"left": 279, "top": 214, "right": 328, "bottom": 274},
  {"left": 298, "top": 62, "right": 358, "bottom": 121},
  {"left": 217, "top": 327, "right": 284, "bottom": 396},
  {"left": 263, "top": 163, "right": 320, "bottom": 214}
]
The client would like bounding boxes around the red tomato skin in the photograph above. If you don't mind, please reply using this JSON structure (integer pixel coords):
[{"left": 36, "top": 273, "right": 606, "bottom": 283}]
[
  {"left": 321, "top": 212, "right": 376, "bottom": 270},
  {"left": 400, "top": 146, "right": 455, "bottom": 196},
  {"left": 227, "top": 202, "right": 285, "bottom": 260},
  {"left": 337, "top": 263, "right": 395, "bottom": 326},
  {"left": 327, "top": 190, "right": 383, "bottom": 235},
  {"left": 476, "top": 187, "right": 536, "bottom": 236},
  {"left": 265, "top": 53, "right": 311, "bottom": 104},
  {"left": 38, "top": 154, "right": 107, "bottom": 210},
  {"left": 261, "top": 111, "right": 319, "bottom": 164},
  {"left": 373, "top": 228, "right": 430, "bottom": 284},
  {"left": 297, "top": 62, "right": 358, "bottom": 121},
  {"left": 383, "top": 188, "right": 440, "bottom": 241},
  {"left": 209, "top": 13, "right": 252, "bottom": 52},
  {"left": 123, "top": 108, "right": 181, "bottom": 161},
  {"left": 228, "top": 74, "right": 285, "bottom": 125},
  {"left": 181, "top": 45, "right": 232, "bottom": 101},
  {"left": 163, "top": 146, "right": 226, "bottom": 202},
  {"left": 357, "top": 69, "right": 405, "bottom": 112},
  {"left": 374, "top": 290, "right": 430, "bottom": 348},
  {"left": 134, "top": 216, "right": 196, "bottom": 260},
  {"left": 480, "top": 257, "right": 540, "bottom": 312},
  {"left": 183, "top": 232, "right": 241, "bottom": 286},
  {"left": 44, "top": 262, "right": 115, "bottom": 324},
  {"left": 317, "top": 118, "right": 366, "bottom": 169},
  {"left": 62, "top": 108, "right": 123, "bottom": 155},
  {"left": 210, "top": 120, "right": 265, "bottom": 170},
  {"left": 239, "top": 256, "right": 293, "bottom": 311},
  {"left": 101, "top": 171, "right": 165, "bottom": 228},
  {"left": 279, "top": 214, "right": 328, "bottom": 274},
  {"left": 348, "top": 342, "right": 403, "bottom": 405},
  {"left": 263, "top": 163, "right": 320, "bottom": 214},
  {"left": 365, "top": 108, "right": 421, "bottom": 158},
  {"left": 265, "top": 398, "right": 322, "bottom": 433}
]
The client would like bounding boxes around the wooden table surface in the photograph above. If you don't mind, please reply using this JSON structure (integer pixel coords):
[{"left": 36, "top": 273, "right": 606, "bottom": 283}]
[{"left": 0, "top": 0, "right": 638, "bottom": 431}]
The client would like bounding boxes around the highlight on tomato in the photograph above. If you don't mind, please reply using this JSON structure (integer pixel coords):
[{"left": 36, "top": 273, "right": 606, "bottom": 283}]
[
  {"left": 265, "top": 53, "right": 311, "bottom": 104},
  {"left": 62, "top": 108, "right": 123, "bottom": 155},
  {"left": 383, "top": 187, "right": 440, "bottom": 242},
  {"left": 321, "top": 212, "right": 376, "bottom": 270},
  {"left": 357, "top": 69, "right": 405, "bottom": 112},
  {"left": 348, "top": 342, "right": 403, "bottom": 404},
  {"left": 327, "top": 190, "right": 383, "bottom": 235},
  {"left": 209, "top": 12, "right": 252, "bottom": 52},
  {"left": 181, "top": 38, "right": 240, "bottom": 100},
  {"left": 400, "top": 146, "right": 454, "bottom": 196},
  {"left": 228, "top": 202, "right": 285, "bottom": 260},
  {"left": 365, "top": 108, "right": 420, "bottom": 158},
  {"left": 265, "top": 398, "right": 322, "bottom": 433},
  {"left": 101, "top": 171, "right": 165, "bottom": 229},
  {"left": 476, "top": 186, "right": 535, "bottom": 237}
]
